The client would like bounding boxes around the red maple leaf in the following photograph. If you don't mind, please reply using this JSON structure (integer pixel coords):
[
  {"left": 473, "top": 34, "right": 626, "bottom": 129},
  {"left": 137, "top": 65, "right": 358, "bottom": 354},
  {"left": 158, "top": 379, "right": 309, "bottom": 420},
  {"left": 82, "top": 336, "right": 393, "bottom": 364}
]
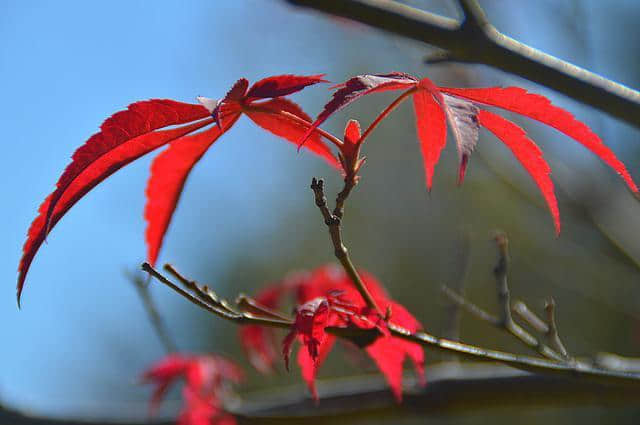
[
  {"left": 17, "top": 74, "right": 340, "bottom": 304},
  {"left": 300, "top": 73, "right": 639, "bottom": 235},
  {"left": 142, "top": 353, "right": 243, "bottom": 425},
  {"left": 239, "top": 265, "right": 424, "bottom": 402}
]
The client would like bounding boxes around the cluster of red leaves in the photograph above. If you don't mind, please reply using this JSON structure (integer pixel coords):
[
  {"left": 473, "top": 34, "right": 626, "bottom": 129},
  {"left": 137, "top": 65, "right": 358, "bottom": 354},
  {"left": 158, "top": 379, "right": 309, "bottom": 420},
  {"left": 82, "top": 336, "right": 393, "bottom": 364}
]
[
  {"left": 17, "top": 74, "right": 340, "bottom": 304},
  {"left": 142, "top": 354, "right": 244, "bottom": 425},
  {"left": 240, "top": 265, "right": 424, "bottom": 402},
  {"left": 18, "top": 72, "right": 638, "bottom": 304},
  {"left": 301, "top": 72, "right": 638, "bottom": 234}
]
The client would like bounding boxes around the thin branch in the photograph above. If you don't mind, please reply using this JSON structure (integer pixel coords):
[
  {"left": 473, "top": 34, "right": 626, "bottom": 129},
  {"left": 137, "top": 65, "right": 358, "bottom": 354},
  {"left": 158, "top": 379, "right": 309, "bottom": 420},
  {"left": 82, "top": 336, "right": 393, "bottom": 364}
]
[
  {"left": 142, "top": 262, "right": 292, "bottom": 329},
  {"left": 286, "top": 0, "right": 640, "bottom": 128},
  {"left": 440, "top": 228, "right": 471, "bottom": 343},
  {"left": 442, "top": 234, "right": 566, "bottom": 362},
  {"left": 141, "top": 263, "right": 244, "bottom": 322},
  {"left": 544, "top": 298, "right": 570, "bottom": 359},
  {"left": 441, "top": 285, "right": 499, "bottom": 326},
  {"left": 512, "top": 299, "right": 571, "bottom": 361},
  {"left": 235, "top": 294, "right": 292, "bottom": 321},
  {"left": 512, "top": 300, "right": 549, "bottom": 334},
  {"left": 310, "top": 177, "right": 382, "bottom": 313},
  {"left": 142, "top": 261, "right": 640, "bottom": 385},
  {"left": 163, "top": 264, "right": 241, "bottom": 316},
  {"left": 127, "top": 272, "right": 178, "bottom": 354}
]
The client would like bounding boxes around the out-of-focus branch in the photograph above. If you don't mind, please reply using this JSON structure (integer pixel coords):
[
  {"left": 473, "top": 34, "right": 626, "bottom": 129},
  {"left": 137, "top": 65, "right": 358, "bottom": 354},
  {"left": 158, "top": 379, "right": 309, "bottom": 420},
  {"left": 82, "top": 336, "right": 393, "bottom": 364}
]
[
  {"left": 442, "top": 234, "right": 566, "bottom": 362},
  {"left": 127, "top": 272, "right": 178, "bottom": 353},
  {"left": 513, "top": 298, "right": 571, "bottom": 360},
  {"left": 143, "top": 261, "right": 640, "bottom": 384},
  {"left": 440, "top": 229, "right": 471, "bottom": 344},
  {"left": 286, "top": 0, "right": 640, "bottom": 128},
  {"left": 6, "top": 363, "right": 640, "bottom": 425},
  {"left": 310, "top": 177, "right": 382, "bottom": 314}
]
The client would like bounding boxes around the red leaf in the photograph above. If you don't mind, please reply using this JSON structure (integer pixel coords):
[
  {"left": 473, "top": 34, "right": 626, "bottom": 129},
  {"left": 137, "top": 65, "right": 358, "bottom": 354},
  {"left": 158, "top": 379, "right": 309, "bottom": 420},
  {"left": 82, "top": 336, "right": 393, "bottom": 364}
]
[
  {"left": 44, "top": 100, "right": 210, "bottom": 234},
  {"left": 478, "top": 110, "right": 560, "bottom": 234},
  {"left": 300, "top": 73, "right": 417, "bottom": 145},
  {"left": 297, "top": 334, "right": 336, "bottom": 401},
  {"left": 212, "top": 79, "right": 249, "bottom": 127},
  {"left": 365, "top": 300, "right": 425, "bottom": 402},
  {"left": 141, "top": 354, "right": 189, "bottom": 413},
  {"left": 245, "top": 98, "right": 339, "bottom": 168},
  {"left": 412, "top": 90, "right": 447, "bottom": 190},
  {"left": 441, "top": 86, "right": 638, "bottom": 193},
  {"left": 246, "top": 74, "right": 327, "bottom": 99},
  {"left": 292, "top": 265, "right": 424, "bottom": 402},
  {"left": 17, "top": 118, "right": 214, "bottom": 303},
  {"left": 224, "top": 78, "right": 250, "bottom": 102},
  {"left": 144, "top": 116, "right": 238, "bottom": 266},
  {"left": 142, "top": 354, "right": 243, "bottom": 425},
  {"left": 282, "top": 297, "right": 330, "bottom": 371}
]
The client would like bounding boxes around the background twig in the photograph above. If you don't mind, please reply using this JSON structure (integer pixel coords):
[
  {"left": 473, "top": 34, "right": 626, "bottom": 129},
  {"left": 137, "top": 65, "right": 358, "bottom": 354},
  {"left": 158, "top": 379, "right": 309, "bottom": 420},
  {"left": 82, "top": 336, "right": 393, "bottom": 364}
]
[
  {"left": 286, "top": 0, "right": 640, "bottom": 128},
  {"left": 127, "top": 272, "right": 178, "bottom": 354}
]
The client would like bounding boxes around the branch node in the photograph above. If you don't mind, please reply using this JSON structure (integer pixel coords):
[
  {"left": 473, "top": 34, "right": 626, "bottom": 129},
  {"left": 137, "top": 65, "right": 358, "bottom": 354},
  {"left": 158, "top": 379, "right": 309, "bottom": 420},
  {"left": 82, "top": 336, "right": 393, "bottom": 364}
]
[{"left": 457, "top": 0, "right": 491, "bottom": 33}]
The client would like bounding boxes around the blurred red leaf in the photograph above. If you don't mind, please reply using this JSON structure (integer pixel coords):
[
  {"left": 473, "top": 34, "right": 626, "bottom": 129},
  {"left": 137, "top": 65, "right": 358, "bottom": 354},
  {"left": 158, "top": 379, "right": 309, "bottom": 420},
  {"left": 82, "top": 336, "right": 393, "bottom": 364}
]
[{"left": 142, "top": 353, "right": 243, "bottom": 425}]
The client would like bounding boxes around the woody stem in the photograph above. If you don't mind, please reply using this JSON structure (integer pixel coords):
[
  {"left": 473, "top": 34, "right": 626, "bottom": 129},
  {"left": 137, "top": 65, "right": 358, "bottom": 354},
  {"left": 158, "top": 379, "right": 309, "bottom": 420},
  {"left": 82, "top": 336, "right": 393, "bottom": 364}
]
[
  {"left": 142, "top": 261, "right": 640, "bottom": 385},
  {"left": 310, "top": 177, "right": 382, "bottom": 314}
]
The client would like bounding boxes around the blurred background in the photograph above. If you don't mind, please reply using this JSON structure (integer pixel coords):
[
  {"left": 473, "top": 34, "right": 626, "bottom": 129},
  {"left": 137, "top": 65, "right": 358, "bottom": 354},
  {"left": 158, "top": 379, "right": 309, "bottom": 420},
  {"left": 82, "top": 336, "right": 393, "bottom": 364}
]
[{"left": 2, "top": 0, "right": 640, "bottom": 423}]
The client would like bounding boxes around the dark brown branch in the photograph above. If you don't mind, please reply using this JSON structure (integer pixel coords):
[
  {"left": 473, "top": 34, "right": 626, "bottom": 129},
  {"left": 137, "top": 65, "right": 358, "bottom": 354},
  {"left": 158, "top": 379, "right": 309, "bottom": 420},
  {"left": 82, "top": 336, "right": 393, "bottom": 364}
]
[
  {"left": 310, "top": 177, "right": 381, "bottom": 313},
  {"left": 286, "top": 0, "right": 640, "bottom": 128},
  {"left": 144, "top": 261, "right": 640, "bottom": 385}
]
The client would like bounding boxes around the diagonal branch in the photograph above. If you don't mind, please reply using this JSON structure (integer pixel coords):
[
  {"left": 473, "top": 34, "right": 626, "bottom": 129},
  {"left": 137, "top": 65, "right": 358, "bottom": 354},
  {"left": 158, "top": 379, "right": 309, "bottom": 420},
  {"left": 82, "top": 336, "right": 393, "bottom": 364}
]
[
  {"left": 442, "top": 233, "right": 567, "bottom": 362},
  {"left": 310, "top": 177, "right": 382, "bottom": 314},
  {"left": 286, "top": 0, "right": 640, "bottom": 129},
  {"left": 142, "top": 261, "right": 640, "bottom": 385}
]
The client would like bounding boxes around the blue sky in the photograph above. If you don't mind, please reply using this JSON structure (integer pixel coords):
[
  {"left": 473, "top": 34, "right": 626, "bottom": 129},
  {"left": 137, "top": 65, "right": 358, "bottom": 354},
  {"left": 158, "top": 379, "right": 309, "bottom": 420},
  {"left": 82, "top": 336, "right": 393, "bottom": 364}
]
[{"left": 2, "top": 0, "right": 638, "bottom": 419}]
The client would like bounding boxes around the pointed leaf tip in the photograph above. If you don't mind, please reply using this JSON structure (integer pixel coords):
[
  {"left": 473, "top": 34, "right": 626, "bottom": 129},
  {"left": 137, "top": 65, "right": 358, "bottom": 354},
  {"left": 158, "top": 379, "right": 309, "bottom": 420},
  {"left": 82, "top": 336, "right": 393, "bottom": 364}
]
[
  {"left": 247, "top": 74, "right": 327, "bottom": 99},
  {"left": 478, "top": 110, "right": 561, "bottom": 234},
  {"left": 18, "top": 100, "right": 213, "bottom": 301},
  {"left": 412, "top": 90, "right": 446, "bottom": 191},
  {"left": 441, "top": 86, "right": 638, "bottom": 194},
  {"left": 144, "top": 121, "right": 232, "bottom": 266}
]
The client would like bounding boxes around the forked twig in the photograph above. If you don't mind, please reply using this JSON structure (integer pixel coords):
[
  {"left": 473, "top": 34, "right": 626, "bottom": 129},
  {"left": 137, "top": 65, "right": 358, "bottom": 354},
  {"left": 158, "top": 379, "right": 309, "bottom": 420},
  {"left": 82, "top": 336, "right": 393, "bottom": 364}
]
[
  {"left": 142, "top": 261, "right": 640, "bottom": 385},
  {"left": 442, "top": 233, "right": 567, "bottom": 362},
  {"left": 310, "top": 177, "right": 382, "bottom": 314}
]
